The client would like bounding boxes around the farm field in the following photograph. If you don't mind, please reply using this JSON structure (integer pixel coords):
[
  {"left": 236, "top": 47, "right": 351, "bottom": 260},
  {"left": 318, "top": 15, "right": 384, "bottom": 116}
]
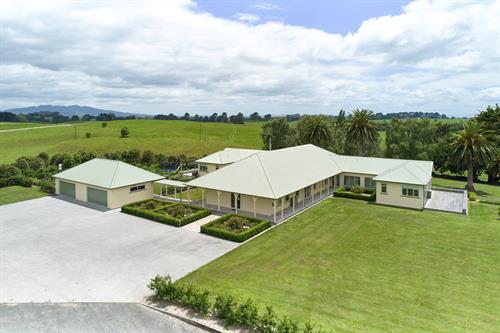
[
  {"left": 180, "top": 198, "right": 499, "bottom": 332},
  {"left": 0, "top": 120, "right": 263, "bottom": 164},
  {"left": 0, "top": 186, "right": 47, "bottom": 206}
]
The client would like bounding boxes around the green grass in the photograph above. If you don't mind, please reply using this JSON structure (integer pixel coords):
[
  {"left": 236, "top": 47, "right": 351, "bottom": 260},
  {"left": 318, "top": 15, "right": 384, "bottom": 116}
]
[
  {"left": 180, "top": 198, "right": 499, "bottom": 332},
  {"left": 0, "top": 120, "right": 263, "bottom": 164},
  {"left": 0, "top": 186, "right": 48, "bottom": 205},
  {"left": 0, "top": 122, "right": 51, "bottom": 130},
  {"left": 432, "top": 177, "right": 500, "bottom": 203}
]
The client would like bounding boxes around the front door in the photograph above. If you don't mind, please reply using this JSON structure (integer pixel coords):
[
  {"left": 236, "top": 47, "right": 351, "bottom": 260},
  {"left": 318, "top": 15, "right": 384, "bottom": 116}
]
[{"left": 231, "top": 193, "right": 241, "bottom": 209}]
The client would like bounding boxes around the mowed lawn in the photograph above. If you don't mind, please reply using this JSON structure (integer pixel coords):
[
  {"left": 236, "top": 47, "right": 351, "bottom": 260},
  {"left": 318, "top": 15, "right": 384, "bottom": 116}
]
[
  {"left": 0, "top": 186, "right": 47, "bottom": 205},
  {"left": 181, "top": 198, "right": 499, "bottom": 332},
  {"left": 0, "top": 120, "right": 263, "bottom": 164},
  {"left": 433, "top": 177, "right": 500, "bottom": 203}
]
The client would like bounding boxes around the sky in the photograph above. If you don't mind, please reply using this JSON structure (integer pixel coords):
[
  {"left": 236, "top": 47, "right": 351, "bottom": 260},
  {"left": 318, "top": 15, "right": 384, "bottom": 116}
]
[{"left": 0, "top": 0, "right": 499, "bottom": 117}]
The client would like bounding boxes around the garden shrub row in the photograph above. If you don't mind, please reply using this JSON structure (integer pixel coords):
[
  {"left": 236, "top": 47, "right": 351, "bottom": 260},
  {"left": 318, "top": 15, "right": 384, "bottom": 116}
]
[
  {"left": 148, "top": 275, "right": 326, "bottom": 333},
  {"left": 121, "top": 199, "right": 211, "bottom": 227},
  {"left": 334, "top": 187, "right": 376, "bottom": 202},
  {"left": 201, "top": 214, "right": 271, "bottom": 242}
]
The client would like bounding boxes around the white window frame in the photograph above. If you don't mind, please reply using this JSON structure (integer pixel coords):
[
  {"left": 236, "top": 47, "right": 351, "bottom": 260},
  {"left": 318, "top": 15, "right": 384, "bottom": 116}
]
[
  {"left": 381, "top": 183, "right": 387, "bottom": 194},
  {"left": 344, "top": 175, "right": 360, "bottom": 187},
  {"left": 130, "top": 184, "right": 146, "bottom": 193},
  {"left": 199, "top": 164, "right": 208, "bottom": 172},
  {"left": 401, "top": 184, "right": 420, "bottom": 197}
]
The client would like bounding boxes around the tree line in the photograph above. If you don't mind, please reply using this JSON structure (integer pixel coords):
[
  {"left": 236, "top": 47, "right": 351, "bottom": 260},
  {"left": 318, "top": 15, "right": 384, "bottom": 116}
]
[{"left": 261, "top": 105, "right": 499, "bottom": 190}]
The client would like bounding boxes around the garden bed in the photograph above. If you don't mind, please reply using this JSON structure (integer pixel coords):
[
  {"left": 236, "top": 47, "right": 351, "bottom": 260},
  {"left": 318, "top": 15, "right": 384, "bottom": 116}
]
[
  {"left": 201, "top": 214, "right": 271, "bottom": 242},
  {"left": 334, "top": 186, "right": 376, "bottom": 202},
  {"left": 121, "top": 199, "right": 211, "bottom": 227}
]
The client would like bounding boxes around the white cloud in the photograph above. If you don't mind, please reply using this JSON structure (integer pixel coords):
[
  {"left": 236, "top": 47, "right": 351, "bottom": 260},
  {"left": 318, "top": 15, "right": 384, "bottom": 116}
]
[
  {"left": 234, "top": 13, "right": 260, "bottom": 23},
  {"left": 251, "top": 2, "right": 282, "bottom": 11},
  {"left": 0, "top": 0, "right": 498, "bottom": 116}
]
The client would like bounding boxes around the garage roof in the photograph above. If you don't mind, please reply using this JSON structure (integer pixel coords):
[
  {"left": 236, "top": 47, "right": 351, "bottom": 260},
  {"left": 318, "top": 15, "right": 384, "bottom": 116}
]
[
  {"left": 196, "top": 148, "right": 262, "bottom": 165},
  {"left": 53, "top": 158, "right": 164, "bottom": 189}
]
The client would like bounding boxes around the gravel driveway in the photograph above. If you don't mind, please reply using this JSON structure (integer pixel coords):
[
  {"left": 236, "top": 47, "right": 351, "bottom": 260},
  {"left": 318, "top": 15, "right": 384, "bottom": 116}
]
[{"left": 0, "top": 197, "right": 237, "bottom": 302}]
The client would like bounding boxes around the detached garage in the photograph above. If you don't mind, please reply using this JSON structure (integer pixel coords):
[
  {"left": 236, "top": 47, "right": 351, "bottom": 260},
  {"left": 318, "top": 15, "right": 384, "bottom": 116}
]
[{"left": 53, "top": 158, "right": 164, "bottom": 209}]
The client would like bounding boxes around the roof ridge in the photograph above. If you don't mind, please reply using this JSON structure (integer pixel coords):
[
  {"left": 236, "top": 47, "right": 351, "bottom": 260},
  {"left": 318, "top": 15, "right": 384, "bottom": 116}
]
[
  {"left": 404, "top": 161, "right": 426, "bottom": 184},
  {"left": 255, "top": 153, "right": 277, "bottom": 198},
  {"left": 109, "top": 160, "right": 121, "bottom": 188}
]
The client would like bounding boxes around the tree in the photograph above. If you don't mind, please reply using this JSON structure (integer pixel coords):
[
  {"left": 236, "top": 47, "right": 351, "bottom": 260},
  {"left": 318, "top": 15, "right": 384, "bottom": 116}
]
[
  {"left": 120, "top": 127, "right": 130, "bottom": 138},
  {"left": 249, "top": 112, "right": 262, "bottom": 121},
  {"left": 336, "top": 110, "right": 346, "bottom": 129},
  {"left": 474, "top": 104, "right": 500, "bottom": 183},
  {"left": 183, "top": 113, "right": 190, "bottom": 120},
  {"left": 261, "top": 117, "right": 297, "bottom": 150},
  {"left": 346, "top": 109, "right": 379, "bottom": 156},
  {"left": 449, "top": 120, "right": 495, "bottom": 191},
  {"left": 263, "top": 114, "right": 272, "bottom": 121},
  {"left": 297, "top": 115, "right": 334, "bottom": 149},
  {"left": 71, "top": 115, "right": 80, "bottom": 121},
  {"left": 85, "top": 132, "right": 91, "bottom": 138},
  {"left": 101, "top": 122, "right": 108, "bottom": 127},
  {"left": 231, "top": 112, "right": 245, "bottom": 124}
]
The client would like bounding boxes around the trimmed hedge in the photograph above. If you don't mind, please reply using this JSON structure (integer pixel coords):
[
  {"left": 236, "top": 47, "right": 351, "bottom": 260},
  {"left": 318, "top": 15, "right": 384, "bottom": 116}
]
[
  {"left": 334, "top": 187, "right": 376, "bottom": 202},
  {"left": 201, "top": 214, "right": 271, "bottom": 242},
  {"left": 121, "top": 199, "right": 211, "bottom": 227}
]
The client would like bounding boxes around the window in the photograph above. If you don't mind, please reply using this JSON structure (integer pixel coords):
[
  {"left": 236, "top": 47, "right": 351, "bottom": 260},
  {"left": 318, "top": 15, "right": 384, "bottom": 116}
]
[
  {"left": 402, "top": 184, "right": 419, "bottom": 197},
  {"left": 285, "top": 195, "right": 289, "bottom": 201},
  {"left": 344, "top": 175, "right": 360, "bottom": 187},
  {"left": 304, "top": 186, "right": 311, "bottom": 198},
  {"left": 215, "top": 165, "right": 219, "bottom": 170},
  {"left": 130, "top": 184, "right": 146, "bottom": 193},
  {"left": 364, "top": 177, "right": 376, "bottom": 189},
  {"left": 381, "top": 183, "right": 387, "bottom": 194},
  {"left": 199, "top": 164, "right": 208, "bottom": 172}
]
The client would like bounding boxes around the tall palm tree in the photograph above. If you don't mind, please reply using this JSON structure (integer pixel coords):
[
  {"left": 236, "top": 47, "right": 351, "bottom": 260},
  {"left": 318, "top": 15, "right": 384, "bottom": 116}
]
[
  {"left": 297, "top": 115, "right": 334, "bottom": 148},
  {"left": 346, "top": 109, "right": 379, "bottom": 156},
  {"left": 450, "top": 120, "right": 495, "bottom": 191}
]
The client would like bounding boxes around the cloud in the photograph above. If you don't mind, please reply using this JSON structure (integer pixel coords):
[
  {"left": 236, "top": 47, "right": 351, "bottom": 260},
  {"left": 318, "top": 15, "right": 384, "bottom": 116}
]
[
  {"left": 251, "top": 2, "right": 282, "bottom": 10},
  {"left": 0, "top": 0, "right": 498, "bottom": 116},
  {"left": 234, "top": 13, "right": 260, "bottom": 23}
]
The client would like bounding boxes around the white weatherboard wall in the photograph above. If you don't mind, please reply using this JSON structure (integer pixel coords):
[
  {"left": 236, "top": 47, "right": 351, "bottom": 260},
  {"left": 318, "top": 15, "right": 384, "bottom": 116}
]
[
  {"left": 375, "top": 181, "right": 424, "bottom": 209},
  {"left": 108, "top": 182, "right": 154, "bottom": 209}
]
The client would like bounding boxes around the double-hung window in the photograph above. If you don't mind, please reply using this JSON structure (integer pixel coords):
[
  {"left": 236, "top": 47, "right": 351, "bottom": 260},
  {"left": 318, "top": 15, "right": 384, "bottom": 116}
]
[
  {"left": 344, "top": 175, "right": 360, "bottom": 187},
  {"left": 402, "top": 184, "right": 419, "bottom": 197}
]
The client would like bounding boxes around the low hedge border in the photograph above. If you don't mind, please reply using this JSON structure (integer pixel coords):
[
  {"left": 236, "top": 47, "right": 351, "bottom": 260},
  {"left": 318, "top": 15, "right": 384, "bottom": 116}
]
[
  {"left": 334, "top": 187, "right": 376, "bottom": 202},
  {"left": 122, "top": 200, "right": 211, "bottom": 227},
  {"left": 201, "top": 214, "right": 271, "bottom": 242}
]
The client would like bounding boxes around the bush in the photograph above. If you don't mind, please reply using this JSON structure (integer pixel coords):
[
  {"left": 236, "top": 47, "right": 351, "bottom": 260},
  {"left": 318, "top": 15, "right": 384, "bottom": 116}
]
[
  {"left": 351, "top": 186, "right": 363, "bottom": 194},
  {"left": 468, "top": 191, "right": 477, "bottom": 201},
  {"left": 101, "top": 122, "right": 108, "bottom": 127},
  {"left": 6, "top": 175, "right": 33, "bottom": 187},
  {"left": 214, "top": 294, "right": 238, "bottom": 326},
  {"left": 235, "top": 298, "right": 260, "bottom": 328},
  {"left": 85, "top": 132, "right": 91, "bottom": 138},
  {"left": 334, "top": 187, "right": 376, "bottom": 202},
  {"left": 258, "top": 306, "right": 278, "bottom": 333},
  {"left": 120, "top": 127, "right": 130, "bottom": 138},
  {"left": 40, "top": 179, "right": 55, "bottom": 194},
  {"left": 276, "top": 316, "right": 300, "bottom": 333},
  {"left": 201, "top": 214, "right": 271, "bottom": 242}
]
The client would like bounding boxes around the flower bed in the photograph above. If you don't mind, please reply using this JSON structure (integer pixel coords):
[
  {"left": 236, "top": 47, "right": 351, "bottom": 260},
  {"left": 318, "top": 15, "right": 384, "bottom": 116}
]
[
  {"left": 201, "top": 214, "right": 271, "bottom": 242},
  {"left": 334, "top": 186, "right": 376, "bottom": 202},
  {"left": 122, "top": 199, "right": 211, "bottom": 227}
]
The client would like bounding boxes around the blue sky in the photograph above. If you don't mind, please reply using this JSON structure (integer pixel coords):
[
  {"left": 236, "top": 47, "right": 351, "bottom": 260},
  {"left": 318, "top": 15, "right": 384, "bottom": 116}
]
[
  {"left": 195, "top": 0, "right": 410, "bottom": 35},
  {"left": 0, "top": 0, "right": 498, "bottom": 117}
]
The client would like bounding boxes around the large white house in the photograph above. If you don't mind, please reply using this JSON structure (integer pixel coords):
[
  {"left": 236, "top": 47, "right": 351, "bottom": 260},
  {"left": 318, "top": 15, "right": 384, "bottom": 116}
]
[{"left": 188, "top": 144, "right": 434, "bottom": 222}]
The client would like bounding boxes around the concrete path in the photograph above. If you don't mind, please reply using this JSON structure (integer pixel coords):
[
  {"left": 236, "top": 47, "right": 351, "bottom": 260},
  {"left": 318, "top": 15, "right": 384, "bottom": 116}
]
[
  {"left": 0, "top": 197, "right": 238, "bottom": 303},
  {"left": 0, "top": 303, "right": 208, "bottom": 333},
  {"left": 182, "top": 215, "right": 220, "bottom": 233}
]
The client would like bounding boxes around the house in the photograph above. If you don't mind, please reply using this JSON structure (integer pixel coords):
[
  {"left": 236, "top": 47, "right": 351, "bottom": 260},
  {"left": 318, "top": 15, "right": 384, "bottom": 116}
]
[
  {"left": 196, "top": 148, "right": 262, "bottom": 175},
  {"left": 53, "top": 158, "right": 164, "bottom": 209},
  {"left": 188, "top": 144, "right": 433, "bottom": 222}
]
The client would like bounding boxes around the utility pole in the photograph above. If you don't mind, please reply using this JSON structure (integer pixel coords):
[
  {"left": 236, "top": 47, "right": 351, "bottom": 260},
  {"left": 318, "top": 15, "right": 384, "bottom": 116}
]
[
  {"left": 269, "top": 137, "right": 272, "bottom": 150},
  {"left": 74, "top": 126, "right": 77, "bottom": 139}
]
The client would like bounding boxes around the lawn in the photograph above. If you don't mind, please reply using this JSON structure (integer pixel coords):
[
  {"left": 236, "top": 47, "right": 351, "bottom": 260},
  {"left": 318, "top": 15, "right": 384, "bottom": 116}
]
[
  {"left": 432, "top": 177, "right": 500, "bottom": 203},
  {"left": 180, "top": 198, "right": 499, "bottom": 332},
  {"left": 0, "top": 186, "right": 48, "bottom": 205},
  {"left": 0, "top": 119, "right": 263, "bottom": 164},
  {"left": 0, "top": 122, "right": 50, "bottom": 131}
]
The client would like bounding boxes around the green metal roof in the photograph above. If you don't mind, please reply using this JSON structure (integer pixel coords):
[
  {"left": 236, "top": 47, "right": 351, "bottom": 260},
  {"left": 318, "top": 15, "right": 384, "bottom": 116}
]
[{"left": 53, "top": 158, "right": 164, "bottom": 189}]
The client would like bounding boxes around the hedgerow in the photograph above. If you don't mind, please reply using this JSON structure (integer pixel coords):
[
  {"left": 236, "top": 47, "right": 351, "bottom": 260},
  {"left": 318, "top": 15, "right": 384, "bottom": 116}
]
[{"left": 201, "top": 214, "right": 271, "bottom": 242}]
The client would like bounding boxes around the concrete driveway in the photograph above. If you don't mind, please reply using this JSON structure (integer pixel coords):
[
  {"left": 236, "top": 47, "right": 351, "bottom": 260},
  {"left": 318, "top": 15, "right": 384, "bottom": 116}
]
[{"left": 0, "top": 197, "right": 237, "bottom": 302}]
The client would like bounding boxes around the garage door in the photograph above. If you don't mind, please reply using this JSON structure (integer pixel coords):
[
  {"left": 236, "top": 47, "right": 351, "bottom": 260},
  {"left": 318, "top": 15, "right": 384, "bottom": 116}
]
[
  {"left": 59, "top": 181, "right": 75, "bottom": 198},
  {"left": 87, "top": 187, "right": 108, "bottom": 207}
]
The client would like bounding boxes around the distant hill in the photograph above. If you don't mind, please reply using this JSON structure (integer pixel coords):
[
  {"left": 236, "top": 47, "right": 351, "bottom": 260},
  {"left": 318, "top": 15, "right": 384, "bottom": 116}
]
[{"left": 1, "top": 105, "right": 141, "bottom": 117}]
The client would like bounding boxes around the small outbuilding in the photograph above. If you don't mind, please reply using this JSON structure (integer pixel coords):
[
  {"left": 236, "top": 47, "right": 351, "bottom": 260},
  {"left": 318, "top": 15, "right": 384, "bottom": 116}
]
[{"left": 53, "top": 158, "right": 164, "bottom": 209}]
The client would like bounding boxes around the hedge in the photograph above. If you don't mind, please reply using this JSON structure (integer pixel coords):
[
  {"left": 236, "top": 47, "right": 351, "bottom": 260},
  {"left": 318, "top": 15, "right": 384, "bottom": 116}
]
[
  {"left": 121, "top": 200, "right": 211, "bottom": 227},
  {"left": 334, "top": 187, "right": 376, "bottom": 202},
  {"left": 201, "top": 214, "right": 271, "bottom": 242}
]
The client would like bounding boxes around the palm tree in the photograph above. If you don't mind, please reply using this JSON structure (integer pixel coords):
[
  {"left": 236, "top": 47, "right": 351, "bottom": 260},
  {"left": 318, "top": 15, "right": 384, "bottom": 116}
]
[
  {"left": 346, "top": 109, "right": 379, "bottom": 156},
  {"left": 297, "top": 115, "right": 334, "bottom": 148},
  {"left": 450, "top": 120, "right": 495, "bottom": 191}
]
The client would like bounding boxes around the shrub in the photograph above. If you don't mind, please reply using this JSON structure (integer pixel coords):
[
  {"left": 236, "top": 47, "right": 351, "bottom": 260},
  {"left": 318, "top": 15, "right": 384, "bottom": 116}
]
[
  {"left": 258, "top": 306, "right": 278, "bottom": 333},
  {"left": 7, "top": 175, "right": 33, "bottom": 187},
  {"left": 334, "top": 188, "right": 376, "bottom": 202},
  {"left": 85, "top": 132, "right": 91, "bottom": 138},
  {"left": 276, "top": 316, "right": 299, "bottom": 333},
  {"left": 235, "top": 298, "right": 260, "bottom": 328},
  {"left": 201, "top": 214, "right": 271, "bottom": 242},
  {"left": 351, "top": 186, "right": 363, "bottom": 194},
  {"left": 0, "top": 164, "right": 22, "bottom": 179},
  {"left": 468, "top": 191, "right": 477, "bottom": 201},
  {"left": 214, "top": 294, "right": 238, "bottom": 326},
  {"left": 101, "top": 122, "right": 108, "bottom": 127},
  {"left": 120, "top": 127, "right": 130, "bottom": 138},
  {"left": 40, "top": 179, "right": 55, "bottom": 194}
]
